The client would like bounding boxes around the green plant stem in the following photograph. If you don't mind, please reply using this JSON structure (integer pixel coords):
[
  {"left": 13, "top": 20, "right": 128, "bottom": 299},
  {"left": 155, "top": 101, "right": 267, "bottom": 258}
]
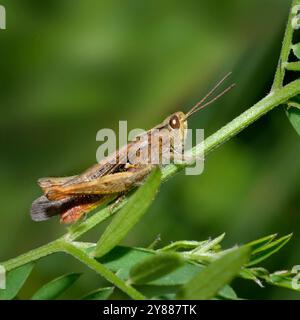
[
  {"left": 3, "top": 78, "right": 300, "bottom": 274},
  {"left": 2, "top": 239, "right": 63, "bottom": 271},
  {"left": 272, "top": 0, "right": 300, "bottom": 90},
  {"left": 61, "top": 241, "right": 145, "bottom": 300}
]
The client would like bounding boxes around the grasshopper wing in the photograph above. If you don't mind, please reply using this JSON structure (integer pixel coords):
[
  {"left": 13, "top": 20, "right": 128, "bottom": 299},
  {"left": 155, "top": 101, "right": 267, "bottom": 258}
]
[
  {"left": 38, "top": 176, "right": 77, "bottom": 193},
  {"left": 31, "top": 150, "right": 127, "bottom": 221}
]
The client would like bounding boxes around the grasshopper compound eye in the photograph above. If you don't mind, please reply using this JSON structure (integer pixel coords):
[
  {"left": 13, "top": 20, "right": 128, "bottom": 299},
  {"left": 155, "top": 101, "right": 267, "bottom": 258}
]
[{"left": 169, "top": 115, "right": 180, "bottom": 129}]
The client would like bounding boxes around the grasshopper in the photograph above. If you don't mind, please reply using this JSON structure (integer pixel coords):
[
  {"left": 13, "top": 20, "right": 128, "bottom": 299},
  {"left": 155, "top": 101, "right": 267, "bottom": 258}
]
[{"left": 31, "top": 73, "right": 234, "bottom": 224}]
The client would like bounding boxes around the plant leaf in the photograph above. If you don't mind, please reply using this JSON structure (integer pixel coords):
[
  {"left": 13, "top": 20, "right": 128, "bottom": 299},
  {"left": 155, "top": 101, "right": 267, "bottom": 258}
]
[
  {"left": 287, "top": 106, "right": 300, "bottom": 136},
  {"left": 247, "top": 234, "right": 292, "bottom": 267},
  {"left": 192, "top": 233, "right": 225, "bottom": 254},
  {"left": 159, "top": 240, "right": 203, "bottom": 252},
  {"left": 31, "top": 273, "right": 81, "bottom": 300},
  {"left": 292, "top": 43, "right": 300, "bottom": 60},
  {"left": 81, "top": 287, "right": 114, "bottom": 300},
  {"left": 97, "top": 246, "right": 201, "bottom": 285},
  {"left": 246, "top": 234, "right": 277, "bottom": 252},
  {"left": 265, "top": 272, "right": 300, "bottom": 292},
  {"left": 176, "top": 246, "right": 250, "bottom": 300},
  {"left": 217, "top": 285, "right": 238, "bottom": 300},
  {"left": 129, "top": 252, "right": 185, "bottom": 285},
  {"left": 240, "top": 268, "right": 266, "bottom": 287},
  {"left": 0, "top": 263, "right": 34, "bottom": 300},
  {"left": 94, "top": 167, "right": 161, "bottom": 258},
  {"left": 98, "top": 245, "right": 246, "bottom": 299},
  {"left": 285, "top": 61, "right": 300, "bottom": 71}
]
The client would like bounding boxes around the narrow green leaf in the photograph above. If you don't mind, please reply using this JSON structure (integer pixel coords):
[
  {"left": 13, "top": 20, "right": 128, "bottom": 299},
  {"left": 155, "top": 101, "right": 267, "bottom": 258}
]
[
  {"left": 246, "top": 234, "right": 277, "bottom": 252},
  {"left": 129, "top": 253, "right": 185, "bottom": 285},
  {"left": 240, "top": 268, "right": 267, "bottom": 287},
  {"left": 217, "top": 285, "right": 238, "bottom": 300},
  {"left": 285, "top": 61, "right": 300, "bottom": 71},
  {"left": 287, "top": 106, "right": 300, "bottom": 136},
  {"left": 94, "top": 168, "right": 161, "bottom": 258},
  {"left": 81, "top": 287, "right": 114, "bottom": 300},
  {"left": 252, "top": 268, "right": 298, "bottom": 292},
  {"left": 0, "top": 263, "right": 34, "bottom": 300},
  {"left": 31, "top": 273, "right": 81, "bottom": 300},
  {"left": 267, "top": 274, "right": 296, "bottom": 290},
  {"left": 192, "top": 233, "right": 225, "bottom": 254},
  {"left": 176, "top": 246, "right": 250, "bottom": 300},
  {"left": 243, "top": 267, "right": 300, "bottom": 293},
  {"left": 248, "top": 234, "right": 292, "bottom": 267},
  {"left": 159, "top": 240, "right": 201, "bottom": 252},
  {"left": 292, "top": 43, "right": 300, "bottom": 59}
]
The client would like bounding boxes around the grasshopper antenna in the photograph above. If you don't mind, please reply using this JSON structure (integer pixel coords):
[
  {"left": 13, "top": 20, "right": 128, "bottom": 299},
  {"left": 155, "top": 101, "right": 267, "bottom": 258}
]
[{"left": 185, "top": 72, "right": 235, "bottom": 119}]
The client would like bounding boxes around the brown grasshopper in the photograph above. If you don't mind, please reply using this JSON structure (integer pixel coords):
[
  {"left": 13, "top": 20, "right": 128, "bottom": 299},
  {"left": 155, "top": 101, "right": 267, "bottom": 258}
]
[{"left": 31, "top": 73, "right": 234, "bottom": 224}]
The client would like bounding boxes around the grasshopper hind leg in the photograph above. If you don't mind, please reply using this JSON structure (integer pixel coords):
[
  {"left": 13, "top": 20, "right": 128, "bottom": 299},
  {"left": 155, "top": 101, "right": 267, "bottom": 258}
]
[
  {"left": 46, "top": 164, "right": 155, "bottom": 199},
  {"left": 30, "top": 195, "right": 71, "bottom": 221},
  {"left": 30, "top": 194, "right": 108, "bottom": 223}
]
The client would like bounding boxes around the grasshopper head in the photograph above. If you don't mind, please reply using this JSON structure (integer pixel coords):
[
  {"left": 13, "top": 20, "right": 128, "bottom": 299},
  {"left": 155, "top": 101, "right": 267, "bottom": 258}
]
[{"left": 164, "top": 111, "right": 188, "bottom": 144}]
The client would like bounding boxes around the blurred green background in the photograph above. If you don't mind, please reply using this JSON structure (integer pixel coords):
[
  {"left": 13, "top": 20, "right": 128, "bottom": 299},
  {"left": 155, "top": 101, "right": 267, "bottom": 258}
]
[{"left": 1, "top": 0, "right": 300, "bottom": 299}]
